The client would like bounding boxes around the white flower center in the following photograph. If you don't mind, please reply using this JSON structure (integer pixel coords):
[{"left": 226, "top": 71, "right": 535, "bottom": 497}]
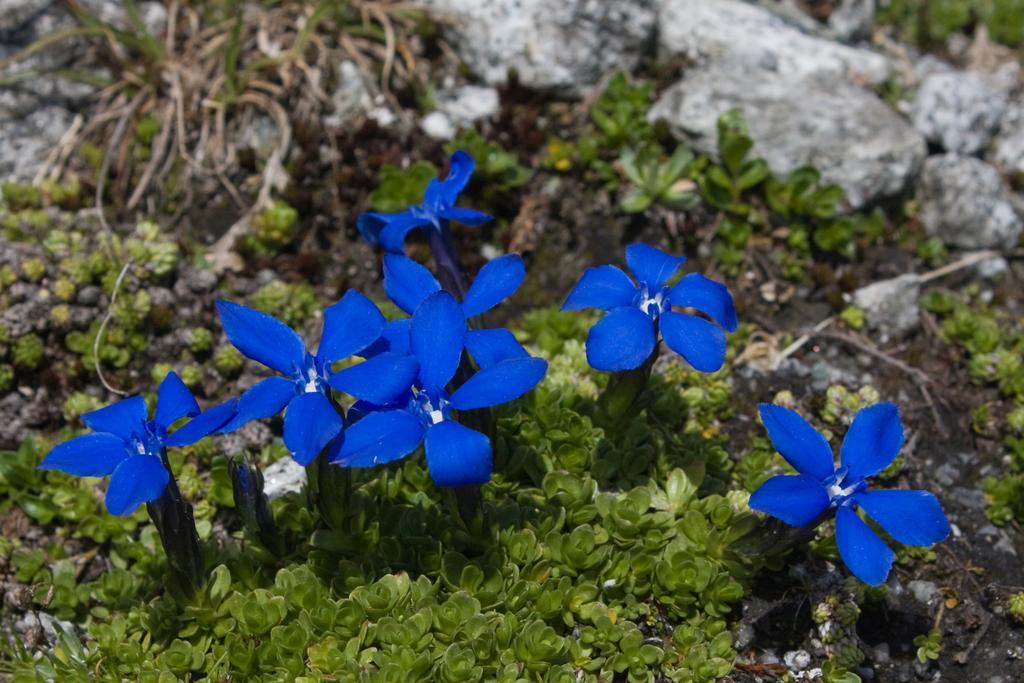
[{"left": 303, "top": 367, "right": 320, "bottom": 394}]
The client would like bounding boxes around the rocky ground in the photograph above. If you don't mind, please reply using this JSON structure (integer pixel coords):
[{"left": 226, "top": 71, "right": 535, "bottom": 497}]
[{"left": 2, "top": 0, "right": 1024, "bottom": 681}]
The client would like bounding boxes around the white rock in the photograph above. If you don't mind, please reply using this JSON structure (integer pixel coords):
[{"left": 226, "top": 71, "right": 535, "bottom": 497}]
[
  {"left": 435, "top": 85, "right": 500, "bottom": 126},
  {"left": 916, "top": 155, "right": 1022, "bottom": 250},
  {"left": 416, "top": 0, "right": 655, "bottom": 95},
  {"left": 262, "top": 457, "right": 307, "bottom": 500},
  {"left": 784, "top": 649, "right": 813, "bottom": 671},
  {"left": 828, "top": 0, "right": 876, "bottom": 41},
  {"left": 658, "top": 0, "right": 891, "bottom": 86},
  {"left": 911, "top": 70, "right": 1008, "bottom": 154},
  {"left": 648, "top": 64, "right": 926, "bottom": 208},
  {"left": 850, "top": 274, "right": 921, "bottom": 341},
  {"left": 993, "top": 99, "right": 1024, "bottom": 174},
  {"left": 421, "top": 111, "right": 457, "bottom": 140},
  {"left": 325, "top": 60, "right": 373, "bottom": 127}
]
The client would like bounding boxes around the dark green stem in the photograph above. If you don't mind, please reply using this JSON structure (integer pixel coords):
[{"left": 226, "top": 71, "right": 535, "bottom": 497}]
[
  {"left": 728, "top": 511, "right": 831, "bottom": 562},
  {"left": 597, "top": 344, "right": 661, "bottom": 428},
  {"left": 229, "top": 455, "right": 283, "bottom": 556},
  {"left": 147, "top": 449, "right": 205, "bottom": 600}
]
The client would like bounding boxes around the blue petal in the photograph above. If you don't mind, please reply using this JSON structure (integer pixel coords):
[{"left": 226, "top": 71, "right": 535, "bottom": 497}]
[
  {"left": 748, "top": 474, "right": 830, "bottom": 527},
  {"left": 81, "top": 396, "right": 148, "bottom": 441},
  {"left": 328, "top": 353, "right": 419, "bottom": 405},
  {"left": 38, "top": 433, "right": 132, "bottom": 477},
  {"left": 840, "top": 403, "right": 904, "bottom": 482},
  {"left": 585, "top": 306, "right": 656, "bottom": 371},
  {"left": 425, "top": 420, "right": 492, "bottom": 487},
  {"left": 165, "top": 399, "right": 239, "bottom": 447},
  {"left": 332, "top": 409, "right": 425, "bottom": 467},
  {"left": 562, "top": 265, "right": 638, "bottom": 311},
  {"left": 383, "top": 254, "right": 441, "bottom": 315},
  {"left": 154, "top": 372, "right": 200, "bottom": 431},
  {"left": 356, "top": 212, "right": 389, "bottom": 246},
  {"left": 318, "top": 290, "right": 386, "bottom": 363},
  {"left": 669, "top": 273, "right": 739, "bottom": 332},
  {"left": 283, "top": 392, "right": 344, "bottom": 465},
  {"left": 216, "top": 300, "right": 307, "bottom": 376},
  {"left": 855, "top": 490, "right": 950, "bottom": 547},
  {"left": 658, "top": 311, "right": 727, "bottom": 373},
  {"left": 105, "top": 455, "right": 169, "bottom": 516},
  {"left": 835, "top": 505, "right": 895, "bottom": 586},
  {"left": 465, "top": 328, "right": 529, "bottom": 369},
  {"left": 411, "top": 291, "right": 467, "bottom": 394},
  {"left": 449, "top": 357, "right": 548, "bottom": 411},
  {"left": 438, "top": 207, "right": 492, "bottom": 226},
  {"left": 625, "top": 243, "right": 685, "bottom": 288},
  {"left": 361, "top": 319, "right": 412, "bottom": 358},
  {"left": 757, "top": 404, "right": 836, "bottom": 482},
  {"left": 379, "top": 212, "right": 431, "bottom": 253},
  {"left": 218, "top": 376, "right": 296, "bottom": 433},
  {"left": 439, "top": 150, "right": 475, "bottom": 206},
  {"left": 461, "top": 254, "right": 525, "bottom": 318}
]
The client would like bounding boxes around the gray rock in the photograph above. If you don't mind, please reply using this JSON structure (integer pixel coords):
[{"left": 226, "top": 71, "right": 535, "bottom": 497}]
[
  {"left": 916, "top": 155, "right": 1022, "bottom": 250},
  {"left": 658, "top": 0, "right": 890, "bottom": 85},
  {"left": 850, "top": 274, "right": 921, "bottom": 341},
  {"left": 911, "top": 70, "right": 1007, "bottom": 154},
  {"left": 417, "top": 0, "right": 656, "bottom": 95},
  {"left": 0, "top": 105, "right": 74, "bottom": 181},
  {"left": 993, "top": 99, "right": 1024, "bottom": 174},
  {"left": 828, "top": 0, "right": 876, "bottom": 41},
  {"left": 648, "top": 64, "right": 926, "bottom": 208},
  {"left": 262, "top": 457, "right": 307, "bottom": 500}
]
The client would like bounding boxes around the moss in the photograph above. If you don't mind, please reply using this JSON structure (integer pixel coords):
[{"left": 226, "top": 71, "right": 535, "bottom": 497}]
[
  {"left": 12, "top": 334, "right": 44, "bottom": 370},
  {"left": 63, "top": 392, "right": 105, "bottom": 422},
  {"left": 0, "top": 364, "right": 13, "bottom": 392},
  {"left": 21, "top": 258, "right": 46, "bottom": 283},
  {"left": 180, "top": 364, "right": 203, "bottom": 388},
  {"left": 125, "top": 221, "right": 180, "bottom": 279},
  {"left": 241, "top": 201, "right": 299, "bottom": 257},
  {"left": 189, "top": 327, "right": 214, "bottom": 354},
  {"left": 53, "top": 277, "right": 76, "bottom": 301},
  {"left": 1, "top": 182, "right": 43, "bottom": 211},
  {"left": 51, "top": 304, "right": 71, "bottom": 325},
  {"left": 250, "top": 279, "right": 318, "bottom": 329},
  {"left": 213, "top": 345, "right": 245, "bottom": 376}
]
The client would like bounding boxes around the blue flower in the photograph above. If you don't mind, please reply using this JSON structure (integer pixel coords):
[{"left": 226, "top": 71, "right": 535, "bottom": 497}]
[
  {"left": 330, "top": 290, "right": 547, "bottom": 487},
  {"left": 357, "top": 150, "right": 492, "bottom": 253},
  {"left": 362, "top": 252, "right": 530, "bottom": 368},
  {"left": 749, "top": 402, "right": 950, "bottom": 586},
  {"left": 215, "top": 290, "right": 419, "bottom": 465},
  {"left": 38, "top": 372, "right": 237, "bottom": 516},
  {"left": 562, "top": 243, "right": 738, "bottom": 373}
]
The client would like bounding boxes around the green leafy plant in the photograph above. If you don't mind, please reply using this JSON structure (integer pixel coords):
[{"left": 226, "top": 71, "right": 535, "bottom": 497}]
[{"left": 620, "top": 146, "right": 699, "bottom": 213}]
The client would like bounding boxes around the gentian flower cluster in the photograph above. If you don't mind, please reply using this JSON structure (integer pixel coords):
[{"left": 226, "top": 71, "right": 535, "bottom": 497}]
[
  {"left": 332, "top": 289, "right": 547, "bottom": 487},
  {"left": 357, "top": 150, "right": 491, "bottom": 254},
  {"left": 39, "top": 372, "right": 236, "bottom": 515},
  {"left": 749, "top": 403, "right": 950, "bottom": 585},
  {"left": 215, "top": 291, "right": 418, "bottom": 465},
  {"left": 563, "top": 243, "right": 738, "bottom": 373}
]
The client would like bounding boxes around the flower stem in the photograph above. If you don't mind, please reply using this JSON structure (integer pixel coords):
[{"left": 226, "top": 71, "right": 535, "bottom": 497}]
[
  {"left": 428, "top": 221, "right": 468, "bottom": 300},
  {"left": 597, "top": 344, "right": 661, "bottom": 428},
  {"left": 306, "top": 449, "right": 351, "bottom": 530},
  {"left": 147, "top": 449, "right": 205, "bottom": 600},
  {"left": 229, "top": 455, "right": 283, "bottom": 556},
  {"left": 728, "top": 511, "right": 831, "bottom": 562}
]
